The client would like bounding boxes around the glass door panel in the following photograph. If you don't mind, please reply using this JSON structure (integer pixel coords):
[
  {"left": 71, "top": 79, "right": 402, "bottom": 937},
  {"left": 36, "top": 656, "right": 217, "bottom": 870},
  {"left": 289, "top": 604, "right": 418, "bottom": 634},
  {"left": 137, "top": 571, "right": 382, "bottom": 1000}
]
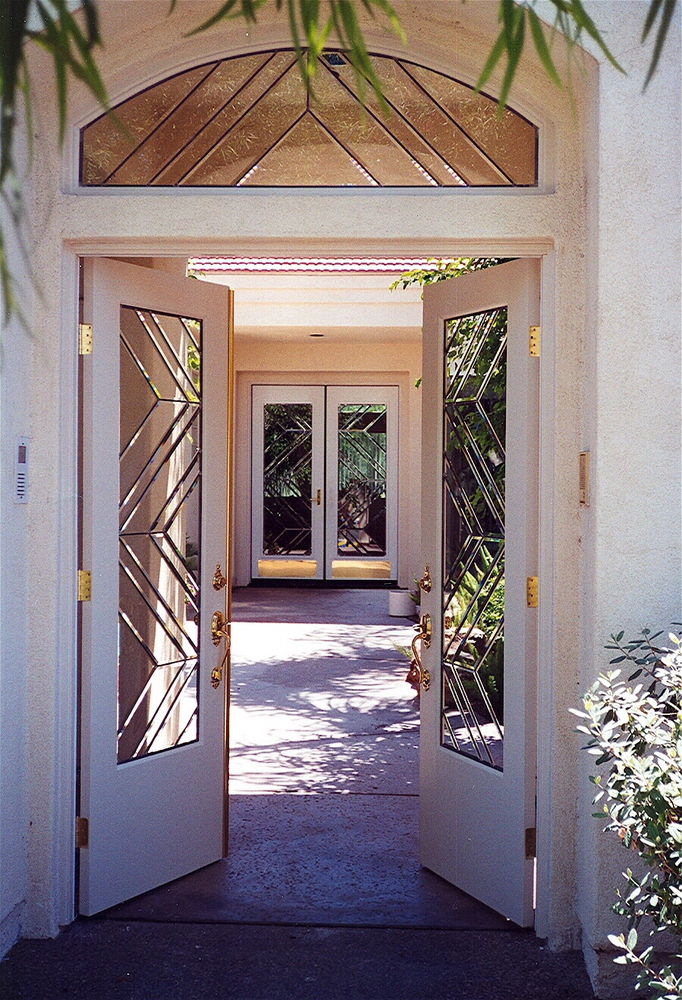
[
  {"left": 326, "top": 387, "right": 398, "bottom": 581},
  {"left": 251, "top": 386, "right": 325, "bottom": 580},
  {"left": 441, "top": 307, "right": 507, "bottom": 770},
  {"left": 118, "top": 306, "right": 202, "bottom": 763}
]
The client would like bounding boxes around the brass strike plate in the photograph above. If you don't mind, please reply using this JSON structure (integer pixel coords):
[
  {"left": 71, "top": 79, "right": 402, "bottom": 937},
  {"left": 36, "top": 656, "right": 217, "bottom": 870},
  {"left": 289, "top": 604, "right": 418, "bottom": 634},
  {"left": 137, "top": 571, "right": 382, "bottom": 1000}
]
[{"left": 526, "top": 576, "right": 539, "bottom": 608}]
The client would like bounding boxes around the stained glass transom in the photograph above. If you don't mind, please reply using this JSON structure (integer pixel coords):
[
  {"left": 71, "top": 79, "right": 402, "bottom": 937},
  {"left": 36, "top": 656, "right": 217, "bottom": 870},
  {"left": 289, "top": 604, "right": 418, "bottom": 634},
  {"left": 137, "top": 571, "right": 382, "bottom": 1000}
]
[
  {"left": 118, "top": 306, "right": 202, "bottom": 763},
  {"left": 441, "top": 307, "right": 507, "bottom": 770},
  {"left": 81, "top": 50, "right": 538, "bottom": 188}
]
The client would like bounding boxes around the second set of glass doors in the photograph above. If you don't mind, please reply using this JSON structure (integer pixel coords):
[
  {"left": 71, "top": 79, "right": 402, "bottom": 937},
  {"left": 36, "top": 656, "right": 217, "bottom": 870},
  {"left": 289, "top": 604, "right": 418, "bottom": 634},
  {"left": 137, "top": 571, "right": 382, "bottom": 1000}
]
[{"left": 251, "top": 385, "right": 398, "bottom": 582}]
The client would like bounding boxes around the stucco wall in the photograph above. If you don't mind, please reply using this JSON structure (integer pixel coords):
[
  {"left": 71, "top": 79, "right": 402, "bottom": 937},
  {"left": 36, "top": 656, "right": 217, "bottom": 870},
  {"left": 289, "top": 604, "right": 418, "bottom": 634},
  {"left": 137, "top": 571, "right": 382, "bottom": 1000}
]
[
  {"left": 577, "top": 4, "right": 681, "bottom": 994},
  {"left": 0, "top": 6, "right": 678, "bottom": 998}
]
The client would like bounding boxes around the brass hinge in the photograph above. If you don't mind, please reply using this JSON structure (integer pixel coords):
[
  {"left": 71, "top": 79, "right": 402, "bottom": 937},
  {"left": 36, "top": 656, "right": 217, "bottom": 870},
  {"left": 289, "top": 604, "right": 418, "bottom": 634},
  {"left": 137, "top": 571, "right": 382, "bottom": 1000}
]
[
  {"left": 526, "top": 576, "right": 539, "bottom": 608},
  {"left": 78, "top": 323, "right": 93, "bottom": 355},
  {"left": 525, "top": 826, "right": 536, "bottom": 859},
  {"left": 529, "top": 325, "right": 541, "bottom": 357},
  {"left": 76, "top": 816, "right": 89, "bottom": 849},
  {"left": 77, "top": 570, "right": 92, "bottom": 602}
]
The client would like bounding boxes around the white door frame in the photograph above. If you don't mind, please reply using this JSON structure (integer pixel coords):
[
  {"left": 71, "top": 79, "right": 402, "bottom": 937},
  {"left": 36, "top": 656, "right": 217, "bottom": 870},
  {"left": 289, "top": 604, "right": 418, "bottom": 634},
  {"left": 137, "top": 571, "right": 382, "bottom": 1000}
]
[{"left": 53, "top": 239, "right": 555, "bottom": 936}]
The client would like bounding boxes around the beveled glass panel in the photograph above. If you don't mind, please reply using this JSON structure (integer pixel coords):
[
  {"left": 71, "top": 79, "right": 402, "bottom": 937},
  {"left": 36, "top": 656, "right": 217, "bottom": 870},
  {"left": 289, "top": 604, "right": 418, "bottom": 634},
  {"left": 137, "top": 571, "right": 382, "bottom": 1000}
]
[
  {"left": 118, "top": 306, "right": 201, "bottom": 763},
  {"left": 107, "top": 54, "right": 272, "bottom": 185},
  {"left": 81, "top": 64, "right": 215, "bottom": 184},
  {"left": 81, "top": 50, "right": 538, "bottom": 187},
  {"left": 441, "top": 307, "right": 507, "bottom": 770},
  {"left": 372, "top": 58, "right": 507, "bottom": 185},
  {"left": 241, "top": 114, "right": 375, "bottom": 186},
  {"left": 262, "top": 403, "right": 313, "bottom": 556},
  {"left": 156, "top": 52, "right": 298, "bottom": 185},
  {"left": 406, "top": 63, "right": 538, "bottom": 185},
  {"left": 186, "top": 65, "right": 306, "bottom": 186},
  {"left": 337, "top": 404, "right": 387, "bottom": 557},
  {"left": 311, "top": 67, "right": 435, "bottom": 186}
]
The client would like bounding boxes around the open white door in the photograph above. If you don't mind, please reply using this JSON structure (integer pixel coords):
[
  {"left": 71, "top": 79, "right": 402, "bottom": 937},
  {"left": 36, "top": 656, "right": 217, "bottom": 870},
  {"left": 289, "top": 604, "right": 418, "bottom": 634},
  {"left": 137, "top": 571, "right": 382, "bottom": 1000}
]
[
  {"left": 419, "top": 259, "right": 540, "bottom": 926},
  {"left": 79, "top": 259, "right": 232, "bottom": 914}
]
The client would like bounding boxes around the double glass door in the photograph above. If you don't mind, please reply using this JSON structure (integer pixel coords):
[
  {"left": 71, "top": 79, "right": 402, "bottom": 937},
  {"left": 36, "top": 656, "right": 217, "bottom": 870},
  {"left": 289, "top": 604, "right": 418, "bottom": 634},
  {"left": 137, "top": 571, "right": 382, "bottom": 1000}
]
[{"left": 251, "top": 385, "right": 398, "bottom": 581}]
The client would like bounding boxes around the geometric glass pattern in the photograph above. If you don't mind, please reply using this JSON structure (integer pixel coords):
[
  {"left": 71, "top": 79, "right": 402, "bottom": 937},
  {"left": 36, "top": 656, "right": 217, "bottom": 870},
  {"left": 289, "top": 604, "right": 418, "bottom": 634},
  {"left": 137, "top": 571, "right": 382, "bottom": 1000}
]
[
  {"left": 337, "top": 404, "right": 387, "bottom": 556},
  {"left": 117, "top": 306, "right": 202, "bottom": 763},
  {"left": 441, "top": 307, "right": 507, "bottom": 770},
  {"left": 81, "top": 50, "right": 537, "bottom": 188},
  {"left": 262, "top": 403, "right": 313, "bottom": 556}
]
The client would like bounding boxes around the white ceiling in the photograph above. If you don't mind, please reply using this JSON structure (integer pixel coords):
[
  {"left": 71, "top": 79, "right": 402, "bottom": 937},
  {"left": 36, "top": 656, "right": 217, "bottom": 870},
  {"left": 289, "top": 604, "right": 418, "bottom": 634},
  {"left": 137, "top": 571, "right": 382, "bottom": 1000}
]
[{"left": 197, "top": 271, "right": 424, "bottom": 343}]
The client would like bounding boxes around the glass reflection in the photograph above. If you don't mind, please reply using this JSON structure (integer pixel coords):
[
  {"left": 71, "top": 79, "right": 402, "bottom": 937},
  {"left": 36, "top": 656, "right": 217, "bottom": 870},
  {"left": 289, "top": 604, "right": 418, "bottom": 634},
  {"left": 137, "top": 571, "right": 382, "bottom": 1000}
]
[
  {"left": 117, "top": 307, "right": 201, "bottom": 763},
  {"left": 441, "top": 308, "right": 507, "bottom": 770}
]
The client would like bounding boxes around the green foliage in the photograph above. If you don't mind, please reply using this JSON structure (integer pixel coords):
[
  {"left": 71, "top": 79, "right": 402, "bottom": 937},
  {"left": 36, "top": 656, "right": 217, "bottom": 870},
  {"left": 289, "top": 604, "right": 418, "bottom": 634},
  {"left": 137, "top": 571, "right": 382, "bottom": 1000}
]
[
  {"left": 572, "top": 628, "right": 682, "bottom": 998},
  {"left": 480, "top": 0, "right": 677, "bottom": 109},
  {"left": 389, "top": 257, "right": 504, "bottom": 292}
]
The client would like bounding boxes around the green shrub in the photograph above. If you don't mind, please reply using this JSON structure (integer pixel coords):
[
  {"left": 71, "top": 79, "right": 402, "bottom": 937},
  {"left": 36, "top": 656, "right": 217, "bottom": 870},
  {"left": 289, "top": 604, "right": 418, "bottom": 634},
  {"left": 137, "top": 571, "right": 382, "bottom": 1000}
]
[{"left": 572, "top": 628, "right": 682, "bottom": 998}]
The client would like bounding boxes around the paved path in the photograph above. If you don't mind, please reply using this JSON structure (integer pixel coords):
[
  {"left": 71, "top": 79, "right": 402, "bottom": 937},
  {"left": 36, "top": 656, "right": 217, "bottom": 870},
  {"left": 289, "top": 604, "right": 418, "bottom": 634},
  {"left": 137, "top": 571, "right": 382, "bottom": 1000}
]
[{"left": 0, "top": 588, "right": 597, "bottom": 999}]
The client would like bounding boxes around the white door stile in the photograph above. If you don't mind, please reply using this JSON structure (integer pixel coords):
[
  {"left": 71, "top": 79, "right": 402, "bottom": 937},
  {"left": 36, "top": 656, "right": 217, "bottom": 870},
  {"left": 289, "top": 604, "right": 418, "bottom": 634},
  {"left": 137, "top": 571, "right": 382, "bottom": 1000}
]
[
  {"left": 419, "top": 259, "right": 540, "bottom": 927},
  {"left": 79, "top": 259, "right": 231, "bottom": 915}
]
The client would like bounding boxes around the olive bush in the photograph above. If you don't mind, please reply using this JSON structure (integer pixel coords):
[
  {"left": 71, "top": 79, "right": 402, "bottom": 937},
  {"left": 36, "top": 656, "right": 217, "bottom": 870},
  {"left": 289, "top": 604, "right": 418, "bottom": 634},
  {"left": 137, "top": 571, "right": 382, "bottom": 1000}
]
[{"left": 572, "top": 629, "right": 682, "bottom": 998}]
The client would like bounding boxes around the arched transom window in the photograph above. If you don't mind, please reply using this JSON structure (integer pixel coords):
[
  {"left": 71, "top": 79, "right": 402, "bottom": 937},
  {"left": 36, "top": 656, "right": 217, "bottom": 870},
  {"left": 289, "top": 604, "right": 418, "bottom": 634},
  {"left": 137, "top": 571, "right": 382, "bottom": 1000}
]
[{"left": 81, "top": 50, "right": 538, "bottom": 187}]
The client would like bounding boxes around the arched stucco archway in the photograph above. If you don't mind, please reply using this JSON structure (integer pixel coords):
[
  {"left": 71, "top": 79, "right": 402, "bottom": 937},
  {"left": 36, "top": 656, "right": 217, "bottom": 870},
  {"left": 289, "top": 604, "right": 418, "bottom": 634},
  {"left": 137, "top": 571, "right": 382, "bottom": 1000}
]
[{"left": 2, "top": 6, "right": 680, "bottom": 998}]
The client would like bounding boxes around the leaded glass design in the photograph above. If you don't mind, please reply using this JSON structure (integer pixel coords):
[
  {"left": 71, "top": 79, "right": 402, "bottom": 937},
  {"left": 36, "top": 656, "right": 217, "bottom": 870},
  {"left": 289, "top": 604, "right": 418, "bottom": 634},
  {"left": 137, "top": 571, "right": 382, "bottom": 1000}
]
[
  {"left": 441, "top": 307, "right": 507, "bottom": 770},
  {"left": 81, "top": 50, "right": 538, "bottom": 188},
  {"left": 337, "top": 404, "right": 387, "bottom": 556},
  {"left": 118, "top": 306, "right": 202, "bottom": 763},
  {"left": 263, "top": 403, "right": 313, "bottom": 555}
]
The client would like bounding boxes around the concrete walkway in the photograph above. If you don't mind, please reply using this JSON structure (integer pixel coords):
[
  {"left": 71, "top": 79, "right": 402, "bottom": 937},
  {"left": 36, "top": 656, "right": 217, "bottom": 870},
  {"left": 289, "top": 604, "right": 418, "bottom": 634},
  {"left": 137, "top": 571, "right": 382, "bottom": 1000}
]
[{"left": 0, "top": 587, "right": 596, "bottom": 999}]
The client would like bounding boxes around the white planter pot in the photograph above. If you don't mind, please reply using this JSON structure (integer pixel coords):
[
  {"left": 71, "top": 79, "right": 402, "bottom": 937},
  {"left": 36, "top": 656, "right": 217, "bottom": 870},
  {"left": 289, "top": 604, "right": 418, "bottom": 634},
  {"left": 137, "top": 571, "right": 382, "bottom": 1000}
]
[{"left": 389, "top": 590, "right": 415, "bottom": 617}]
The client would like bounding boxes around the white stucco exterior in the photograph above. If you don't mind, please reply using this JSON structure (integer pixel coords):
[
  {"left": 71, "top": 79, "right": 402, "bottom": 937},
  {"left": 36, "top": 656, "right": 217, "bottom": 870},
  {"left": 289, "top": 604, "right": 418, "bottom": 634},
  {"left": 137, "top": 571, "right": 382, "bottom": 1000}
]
[{"left": 0, "top": 3, "right": 679, "bottom": 996}]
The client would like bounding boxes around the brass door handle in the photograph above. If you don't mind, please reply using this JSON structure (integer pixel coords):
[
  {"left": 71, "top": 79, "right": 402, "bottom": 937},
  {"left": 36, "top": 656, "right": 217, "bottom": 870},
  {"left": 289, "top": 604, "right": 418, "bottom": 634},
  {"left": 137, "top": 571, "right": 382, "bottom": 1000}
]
[
  {"left": 212, "top": 563, "right": 227, "bottom": 591},
  {"left": 418, "top": 565, "right": 432, "bottom": 593},
  {"left": 211, "top": 637, "right": 231, "bottom": 689},
  {"left": 406, "top": 613, "right": 432, "bottom": 692},
  {"left": 211, "top": 610, "right": 228, "bottom": 646}
]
